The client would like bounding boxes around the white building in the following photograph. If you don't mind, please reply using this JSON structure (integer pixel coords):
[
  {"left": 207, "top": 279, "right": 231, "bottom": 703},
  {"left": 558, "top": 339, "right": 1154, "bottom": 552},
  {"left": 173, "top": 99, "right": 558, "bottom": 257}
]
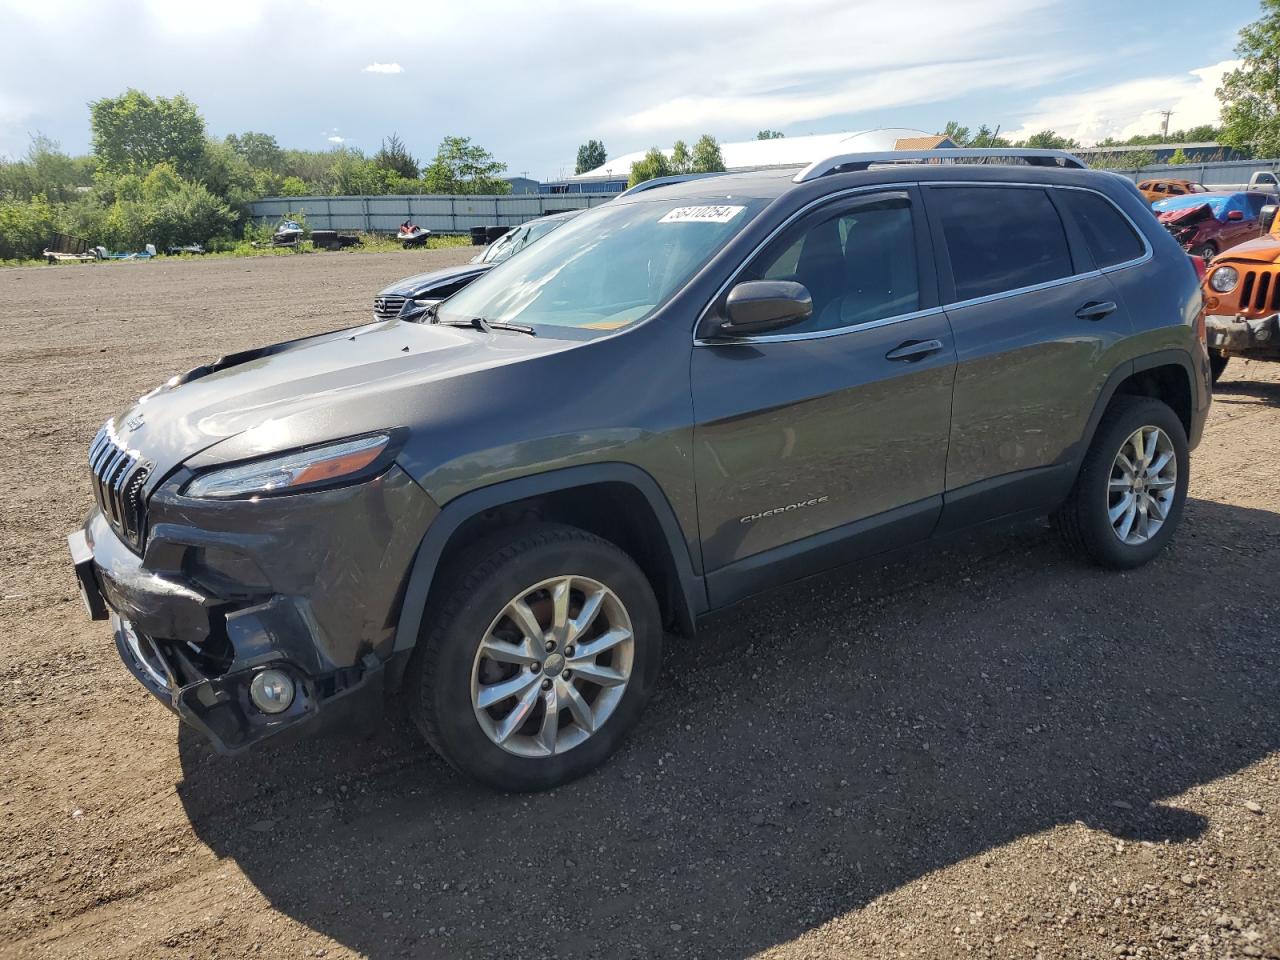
[{"left": 570, "top": 128, "right": 951, "bottom": 186}]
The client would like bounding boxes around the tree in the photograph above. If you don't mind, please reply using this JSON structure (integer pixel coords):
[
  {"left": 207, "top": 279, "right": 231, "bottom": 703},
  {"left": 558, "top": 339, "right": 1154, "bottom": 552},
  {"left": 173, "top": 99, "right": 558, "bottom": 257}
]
[
  {"left": 969, "top": 124, "right": 1010, "bottom": 148},
  {"left": 756, "top": 129, "right": 785, "bottom": 140},
  {"left": 670, "top": 139, "right": 692, "bottom": 174},
  {"left": 1168, "top": 147, "right": 1190, "bottom": 165},
  {"left": 575, "top": 139, "right": 607, "bottom": 175},
  {"left": 1021, "top": 129, "right": 1079, "bottom": 150},
  {"left": 1219, "top": 0, "right": 1280, "bottom": 158},
  {"left": 225, "top": 132, "right": 284, "bottom": 172},
  {"left": 374, "top": 133, "right": 420, "bottom": 179},
  {"left": 941, "top": 121, "right": 971, "bottom": 146},
  {"left": 627, "top": 147, "right": 672, "bottom": 187},
  {"left": 421, "top": 136, "right": 510, "bottom": 194},
  {"left": 89, "top": 90, "right": 206, "bottom": 176},
  {"left": 691, "top": 134, "right": 726, "bottom": 173}
]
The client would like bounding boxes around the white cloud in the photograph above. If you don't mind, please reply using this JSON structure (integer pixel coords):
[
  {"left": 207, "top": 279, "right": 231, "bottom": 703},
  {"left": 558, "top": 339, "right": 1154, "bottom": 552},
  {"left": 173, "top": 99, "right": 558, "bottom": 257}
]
[
  {"left": 327, "top": 135, "right": 345, "bottom": 144},
  {"left": 1007, "top": 59, "right": 1240, "bottom": 145},
  {"left": 362, "top": 62, "right": 403, "bottom": 74}
]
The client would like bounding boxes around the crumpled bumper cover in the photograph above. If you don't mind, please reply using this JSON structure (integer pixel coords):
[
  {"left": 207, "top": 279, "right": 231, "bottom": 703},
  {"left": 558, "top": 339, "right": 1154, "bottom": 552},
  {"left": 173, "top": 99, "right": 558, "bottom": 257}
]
[
  {"left": 112, "top": 605, "right": 386, "bottom": 754},
  {"left": 73, "top": 463, "right": 436, "bottom": 753},
  {"left": 1206, "top": 313, "right": 1280, "bottom": 354}
]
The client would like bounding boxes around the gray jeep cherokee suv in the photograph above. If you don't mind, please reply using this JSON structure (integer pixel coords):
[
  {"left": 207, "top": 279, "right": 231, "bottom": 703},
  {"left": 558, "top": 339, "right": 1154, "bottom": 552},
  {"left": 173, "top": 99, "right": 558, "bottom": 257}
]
[{"left": 69, "top": 149, "right": 1211, "bottom": 791}]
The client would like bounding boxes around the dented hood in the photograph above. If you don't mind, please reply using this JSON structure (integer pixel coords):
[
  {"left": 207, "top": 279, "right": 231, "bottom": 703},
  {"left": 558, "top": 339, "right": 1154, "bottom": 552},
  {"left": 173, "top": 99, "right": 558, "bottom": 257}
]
[
  {"left": 107, "top": 319, "right": 574, "bottom": 490},
  {"left": 1157, "top": 203, "right": 1215, "bottom": 227},
  {"left": 1214, "top": 234, "right": 1280, "bottom": 264}
]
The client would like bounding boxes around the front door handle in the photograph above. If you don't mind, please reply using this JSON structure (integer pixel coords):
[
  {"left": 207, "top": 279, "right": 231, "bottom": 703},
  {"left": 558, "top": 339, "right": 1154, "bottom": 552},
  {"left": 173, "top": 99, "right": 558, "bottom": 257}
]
[
  {"left": 1075, "top": 300, "right": 1117, "bottom": 321},
  {"left": 885, "top": 339, "right": 944, "bottom": 362}
]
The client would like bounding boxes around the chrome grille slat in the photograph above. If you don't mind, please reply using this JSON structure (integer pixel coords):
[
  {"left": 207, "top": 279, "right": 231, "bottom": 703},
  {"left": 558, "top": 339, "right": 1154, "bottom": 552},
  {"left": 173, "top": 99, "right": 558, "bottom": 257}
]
[
  {"left": 87, "top": 421, "right": 149, "bottom": 552},
  {"left": 373, "top": 295, "right": 407, "bottom": 320}
]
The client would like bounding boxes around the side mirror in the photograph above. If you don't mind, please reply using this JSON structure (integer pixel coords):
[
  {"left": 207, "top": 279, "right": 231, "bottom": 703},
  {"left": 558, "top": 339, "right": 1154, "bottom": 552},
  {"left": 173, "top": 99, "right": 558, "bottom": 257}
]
[
  {"left": 716, "top": 280, "right": 812, "bottom": 337},
  {"left": 1262, "top": 204, "right": 1278, "bottom": 234},
  {"left": 1227, "top": 209, "right": 1245, "bottom": 221}
]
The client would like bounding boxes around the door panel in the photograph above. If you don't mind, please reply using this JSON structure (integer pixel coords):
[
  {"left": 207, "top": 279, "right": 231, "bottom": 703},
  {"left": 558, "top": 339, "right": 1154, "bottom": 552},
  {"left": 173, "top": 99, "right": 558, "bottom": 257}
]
[
  {"left": 692, "top": 312, "right": 956, "bottom": 573},
  {"left": 921, "top": 183, "right": 1136, "bottom": 507},
  {"left": 941, "top": 274, "right": 1133, "bottom": 491}
]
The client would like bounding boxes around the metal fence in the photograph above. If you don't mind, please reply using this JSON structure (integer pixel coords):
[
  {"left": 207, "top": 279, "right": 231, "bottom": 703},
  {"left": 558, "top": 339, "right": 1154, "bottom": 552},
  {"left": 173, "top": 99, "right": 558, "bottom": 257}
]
[
  {"left": 247, "top": 193, "right": 618, "bottom": 234},
  {"left": 250, "top": 159, "right": 1280, "bottom": 234},
  {"left": 1113, "top": 157, "right": 1280, "bottom": 188}
]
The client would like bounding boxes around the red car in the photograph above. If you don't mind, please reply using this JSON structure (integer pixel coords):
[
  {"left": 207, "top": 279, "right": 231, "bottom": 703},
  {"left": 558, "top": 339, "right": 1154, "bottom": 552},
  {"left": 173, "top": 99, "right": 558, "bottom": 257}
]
[{"left": 1152, "top": 190, "right": 1269, "bottom": 261}]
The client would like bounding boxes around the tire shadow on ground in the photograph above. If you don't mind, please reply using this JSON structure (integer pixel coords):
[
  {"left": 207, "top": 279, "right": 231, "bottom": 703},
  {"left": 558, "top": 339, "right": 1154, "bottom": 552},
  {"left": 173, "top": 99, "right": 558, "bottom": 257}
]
[{"left": 175, "top": 497, "right": 1280, "bottom": 960}]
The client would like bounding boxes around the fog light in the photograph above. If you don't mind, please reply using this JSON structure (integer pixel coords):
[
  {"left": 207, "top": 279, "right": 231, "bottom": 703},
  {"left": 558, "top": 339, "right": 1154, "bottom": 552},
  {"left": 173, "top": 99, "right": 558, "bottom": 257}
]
[{"left": 249, "top": 669, "right": 295, "bottom": 714}]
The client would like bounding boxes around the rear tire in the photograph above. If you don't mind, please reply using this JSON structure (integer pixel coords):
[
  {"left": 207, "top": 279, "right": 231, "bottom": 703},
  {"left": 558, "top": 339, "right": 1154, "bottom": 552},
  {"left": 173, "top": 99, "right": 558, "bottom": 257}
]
[
  {"left": 1051, "top": 396, "right": 1189, "bottom": 569},
  {"left": 1209, "top": 350, "right": 1229, "bottom": 384},
  {"left": 405, "top": 523, "right": 662, "bottom": 791}
]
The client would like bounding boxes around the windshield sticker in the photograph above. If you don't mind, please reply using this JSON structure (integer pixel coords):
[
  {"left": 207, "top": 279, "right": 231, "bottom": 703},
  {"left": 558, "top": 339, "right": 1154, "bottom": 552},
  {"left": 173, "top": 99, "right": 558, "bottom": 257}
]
[{"left": 659, "top": 205, "right": 745, "bottom": 224}]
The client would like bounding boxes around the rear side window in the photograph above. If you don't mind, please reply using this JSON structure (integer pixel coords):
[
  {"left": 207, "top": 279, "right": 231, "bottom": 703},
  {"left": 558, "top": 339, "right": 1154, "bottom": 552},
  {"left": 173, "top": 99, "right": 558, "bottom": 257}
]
[
  {"left": 928, "top": 186, "right": 1073, "bottom": 301},
  {"left": 1055, "top": 189, "right": 1145, "bottom": 269}
]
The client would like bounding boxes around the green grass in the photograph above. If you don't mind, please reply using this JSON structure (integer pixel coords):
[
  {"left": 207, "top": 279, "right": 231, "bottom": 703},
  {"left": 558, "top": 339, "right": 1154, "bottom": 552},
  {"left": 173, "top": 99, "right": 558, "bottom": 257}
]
[{"left": 0, "top": 233, "right": 473, "bottom": 267}]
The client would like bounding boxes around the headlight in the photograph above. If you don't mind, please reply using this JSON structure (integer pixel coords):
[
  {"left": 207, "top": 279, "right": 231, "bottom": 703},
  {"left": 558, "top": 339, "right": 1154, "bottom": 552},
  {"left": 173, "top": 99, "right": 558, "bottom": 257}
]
[
  {"left": 1209, "top": 266, "right": 1239, "bottom": 293},
  {"left": 184, "top": 434, "right": 394, "bottom": 500}
]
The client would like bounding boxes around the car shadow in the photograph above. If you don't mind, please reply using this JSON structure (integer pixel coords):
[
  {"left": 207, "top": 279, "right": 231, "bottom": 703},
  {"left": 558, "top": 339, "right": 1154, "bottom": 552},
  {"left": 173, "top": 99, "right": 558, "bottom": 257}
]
[
  {"left": 1214, "top": 370, "right": 1280, "bottom": 407},
  {"left": 176, "top": 497, "right": 1280, "bottom": 959}
]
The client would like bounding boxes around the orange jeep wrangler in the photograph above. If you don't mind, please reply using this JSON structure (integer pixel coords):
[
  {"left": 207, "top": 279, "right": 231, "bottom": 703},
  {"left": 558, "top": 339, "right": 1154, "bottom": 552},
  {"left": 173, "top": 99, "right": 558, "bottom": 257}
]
[{"left": 1202, "top": 201, "right": 1280, "bottom": 381}]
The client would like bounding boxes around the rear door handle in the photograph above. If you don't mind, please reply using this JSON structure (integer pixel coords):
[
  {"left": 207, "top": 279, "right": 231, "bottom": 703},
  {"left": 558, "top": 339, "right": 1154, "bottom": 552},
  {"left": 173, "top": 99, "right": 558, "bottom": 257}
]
[
  {"left": 1075, "top": 300, "right": 1117, "bottom": 321},
  {"left": 885, "top": 339, "right": 944, "bottom": 362}
]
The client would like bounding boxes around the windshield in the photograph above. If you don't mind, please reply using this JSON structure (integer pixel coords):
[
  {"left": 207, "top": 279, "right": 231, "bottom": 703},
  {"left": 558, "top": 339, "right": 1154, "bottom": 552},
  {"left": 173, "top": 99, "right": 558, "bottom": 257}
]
[{"left": 439, "top": 198, "right": 766, "bottom": 336}]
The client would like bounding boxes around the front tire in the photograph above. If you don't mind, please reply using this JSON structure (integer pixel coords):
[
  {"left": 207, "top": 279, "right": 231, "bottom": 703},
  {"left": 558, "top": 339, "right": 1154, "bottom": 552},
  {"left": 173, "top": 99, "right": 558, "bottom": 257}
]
[
  {"left": 406, "top": 523, "right": 662, "bottom": 791},
  {"left": 1052, "top": 396, "right": 1189, "bottom": 569},
  {"left": 1191, "top": 243, "right": 1217, "bottom": 263}
]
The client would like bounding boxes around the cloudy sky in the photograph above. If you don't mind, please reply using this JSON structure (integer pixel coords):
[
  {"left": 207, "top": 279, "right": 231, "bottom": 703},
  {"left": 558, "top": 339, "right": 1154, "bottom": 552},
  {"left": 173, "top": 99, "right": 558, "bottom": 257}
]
[{"left": 0, "top": 0, "right": 1261, "bottom": 180}]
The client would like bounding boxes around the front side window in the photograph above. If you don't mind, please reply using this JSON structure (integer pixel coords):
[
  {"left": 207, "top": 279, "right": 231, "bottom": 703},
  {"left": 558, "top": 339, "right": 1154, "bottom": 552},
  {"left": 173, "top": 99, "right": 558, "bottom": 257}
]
[
  {"left": 928, "top": 186, "right": 1073, "bottom": 302},
  {"left": 744, "top": 195, "right": 919, "bottom": 332},
  {"left": 1055, "top": 189, "right": 1145, "bottom": 269},
  {"left": 438, "top": 198, "right": 767, "bottom": 337}
]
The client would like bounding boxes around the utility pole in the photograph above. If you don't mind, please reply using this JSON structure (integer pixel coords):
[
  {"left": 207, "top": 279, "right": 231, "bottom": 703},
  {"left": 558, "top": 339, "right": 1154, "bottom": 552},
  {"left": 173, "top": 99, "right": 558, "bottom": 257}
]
[{"left": 1159, "top": 110, "right": 1173, "bottom": 140}]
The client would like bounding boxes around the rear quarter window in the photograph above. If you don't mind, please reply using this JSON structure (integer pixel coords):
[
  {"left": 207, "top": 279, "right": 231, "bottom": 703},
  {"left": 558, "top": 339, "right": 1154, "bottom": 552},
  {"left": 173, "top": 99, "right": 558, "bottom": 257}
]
[
  {"left": 927, "top": 186, "right": 1073, "bottom": 301},
  {"left": 1054, "top": 189, "right": 1146, "bottom": 269}
]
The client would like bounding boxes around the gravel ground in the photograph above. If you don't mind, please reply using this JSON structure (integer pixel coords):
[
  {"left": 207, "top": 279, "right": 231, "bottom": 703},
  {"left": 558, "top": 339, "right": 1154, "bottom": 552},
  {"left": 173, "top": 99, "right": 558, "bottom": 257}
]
[{"left": 0, "top": 251, "right": 1277, "bottom": 960}]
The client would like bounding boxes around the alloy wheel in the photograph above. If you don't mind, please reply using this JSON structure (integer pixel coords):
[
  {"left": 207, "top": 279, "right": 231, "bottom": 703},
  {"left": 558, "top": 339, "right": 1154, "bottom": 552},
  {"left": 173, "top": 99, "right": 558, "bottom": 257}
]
[
  {"left": 1107, "top": 425, "right": 1177, "bottom": 546},
  {"left": 470, "top": 575, "right": 634, "bottom": 758}
]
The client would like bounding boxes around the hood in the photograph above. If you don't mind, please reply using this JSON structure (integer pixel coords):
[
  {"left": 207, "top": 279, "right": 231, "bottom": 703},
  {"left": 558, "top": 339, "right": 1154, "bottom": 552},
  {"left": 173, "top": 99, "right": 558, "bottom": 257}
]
[
  {"left": 112, "top": 319, "right": 573, "bottom": 488},
  {"left": 378, "top": 263, "right": 490, "bottom": 298},
  {"left": 1214, "top": 234, "right": 1280, "bottom": 264},
  {"left": 1157, "top": 204, "right": 1215, "bottom": 227}
]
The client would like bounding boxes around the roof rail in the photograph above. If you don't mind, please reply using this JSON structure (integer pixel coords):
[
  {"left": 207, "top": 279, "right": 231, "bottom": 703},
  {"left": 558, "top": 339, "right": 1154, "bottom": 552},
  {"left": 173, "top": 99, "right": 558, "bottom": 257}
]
[
  {"left": 616, "top": 171, "right": 733, "bottom": 198},
  {"left": 793, "top": 148, "right": 1087, "bottom": 183}
]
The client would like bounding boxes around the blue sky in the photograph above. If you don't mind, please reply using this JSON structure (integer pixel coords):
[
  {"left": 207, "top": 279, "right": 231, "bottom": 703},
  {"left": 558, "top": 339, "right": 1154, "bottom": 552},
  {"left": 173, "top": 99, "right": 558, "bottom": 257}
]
[{"left": 0, "top": 0, "right": 1262, "bottom": 181}]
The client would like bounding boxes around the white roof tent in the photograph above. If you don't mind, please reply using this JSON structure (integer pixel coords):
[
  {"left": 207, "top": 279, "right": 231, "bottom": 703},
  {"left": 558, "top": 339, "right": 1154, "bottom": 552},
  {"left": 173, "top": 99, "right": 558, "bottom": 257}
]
[{"left": 571, "top": 128, "right": 951, "bottom": 182}]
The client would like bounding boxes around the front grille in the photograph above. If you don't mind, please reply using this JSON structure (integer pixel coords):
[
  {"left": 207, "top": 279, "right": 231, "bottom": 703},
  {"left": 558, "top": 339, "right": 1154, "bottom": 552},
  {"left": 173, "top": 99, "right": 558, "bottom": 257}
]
[
  {"left": 89, "top": 422, "right": 150, "bottom": 551},
  {"left": 1234, "top": 270, "right": 1280, "bottom": 315},
  {"left": 373, "top": 295, "right": 406, "bottom": 320}
]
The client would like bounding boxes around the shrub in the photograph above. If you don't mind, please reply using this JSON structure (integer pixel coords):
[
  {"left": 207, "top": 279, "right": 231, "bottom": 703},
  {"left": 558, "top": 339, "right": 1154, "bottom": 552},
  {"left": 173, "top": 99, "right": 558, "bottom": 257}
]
[{"left": 0, "top": 194, "right": 58, "bottom": 260}]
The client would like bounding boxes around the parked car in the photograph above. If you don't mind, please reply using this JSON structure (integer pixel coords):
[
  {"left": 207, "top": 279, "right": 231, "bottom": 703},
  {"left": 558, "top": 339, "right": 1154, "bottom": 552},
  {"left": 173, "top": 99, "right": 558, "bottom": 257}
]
[
  {"left": 1205, "top": 170, "right": 1280, "bottom": 195},
  {"left": 1137, "top": 178, "right": 1209, "bottom": 205},
  {"left": 1152, "top": 190, "right": 1268, "bottom": 260},
  {"left": 69, "top": 149, "right": 1210, "bottom": 791},
  {"left": 1199, "top": 201, "right": 1280, "bottom": 382},
  {"left": 372, "top": 211, "right": 582, "bottom": 320}
]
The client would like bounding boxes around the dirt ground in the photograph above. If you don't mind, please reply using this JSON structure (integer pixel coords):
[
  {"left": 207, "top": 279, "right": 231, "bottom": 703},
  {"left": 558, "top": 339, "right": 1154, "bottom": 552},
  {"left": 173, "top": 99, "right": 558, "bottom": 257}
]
[{"left": 1, "top": 250, "right": 1278, "bottom": 960}]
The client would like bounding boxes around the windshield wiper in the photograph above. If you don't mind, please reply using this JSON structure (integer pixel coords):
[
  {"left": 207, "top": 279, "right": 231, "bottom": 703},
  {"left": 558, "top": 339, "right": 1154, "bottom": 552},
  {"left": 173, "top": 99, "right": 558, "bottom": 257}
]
[{"left": 436, "top": 316, "right": 536, "bottom": 336}]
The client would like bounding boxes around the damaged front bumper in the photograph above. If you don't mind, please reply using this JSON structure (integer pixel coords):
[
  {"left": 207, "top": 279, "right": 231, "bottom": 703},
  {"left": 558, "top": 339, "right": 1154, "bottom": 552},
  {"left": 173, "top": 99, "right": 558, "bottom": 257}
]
[
  {"left": 1206, "top": 313, "right": 1280, "bottom": 359},
  {"left": 67, "top": 464, "right": 437, "bottom": 754}
]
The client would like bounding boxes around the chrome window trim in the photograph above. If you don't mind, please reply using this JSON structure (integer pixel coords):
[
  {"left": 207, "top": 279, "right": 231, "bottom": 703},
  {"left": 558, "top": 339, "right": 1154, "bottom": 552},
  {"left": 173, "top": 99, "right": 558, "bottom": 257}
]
[
  {"left": 695, "top": 306, "right": 946, "bottom": 346},
  {"left": 693, "top": 180, "right": 1154, "bottom": 346}
]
